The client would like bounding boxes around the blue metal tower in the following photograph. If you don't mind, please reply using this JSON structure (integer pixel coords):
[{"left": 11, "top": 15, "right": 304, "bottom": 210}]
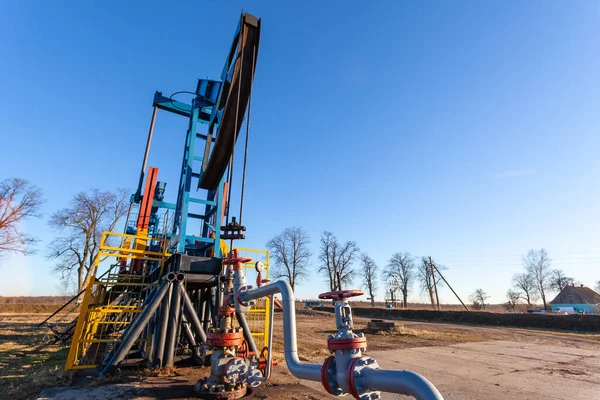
[{"left": 149, "top": 12, "right": 260, "bottom": 259}]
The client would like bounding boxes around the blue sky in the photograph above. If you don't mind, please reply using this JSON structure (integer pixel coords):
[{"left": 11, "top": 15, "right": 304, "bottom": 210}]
[{"left": 1, "top": 1, "right": 600, "bottom": 304}]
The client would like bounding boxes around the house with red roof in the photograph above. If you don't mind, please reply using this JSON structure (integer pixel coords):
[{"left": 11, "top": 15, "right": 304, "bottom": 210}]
[{"left": 550, "top": 284, "right": 600, "bottom": 314}]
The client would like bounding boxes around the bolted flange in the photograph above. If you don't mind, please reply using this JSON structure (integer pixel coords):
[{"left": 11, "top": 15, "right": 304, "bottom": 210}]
[
  {"left": 346, "top": 356, "right": 381, "bottom": 400},
  {"left": 321, "top": 355, "right": 344, "bottom": 396},
  {"left": 224, "top": 357, "right": 249, "bottom": 384}
]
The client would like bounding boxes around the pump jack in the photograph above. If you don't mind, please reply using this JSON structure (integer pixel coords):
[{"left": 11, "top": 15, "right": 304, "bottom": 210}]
[{"left": 58, "top": 11, "right": 444, "bottom": 400}]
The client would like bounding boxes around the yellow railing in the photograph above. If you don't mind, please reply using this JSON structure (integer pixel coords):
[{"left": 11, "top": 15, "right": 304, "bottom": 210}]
[
  {"left": 65, "top": 236, "right": 270, "bottom": 371},
  {"left": 65, "top": 231, "right": 170, "bottom": 371}
]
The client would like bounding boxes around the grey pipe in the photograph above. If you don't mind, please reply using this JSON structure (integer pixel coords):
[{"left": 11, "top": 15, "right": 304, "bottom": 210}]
[
  {"left": 236, "top": 311, "right": 258, "bottom": 355},
  {"left": 198, "top": 288, "right": 206, "bottom": 321},
  {"left": 100, "top": 280, "right": 170, "bottom": 377},
  {"left": 241, "top": 281, "right": 321, "bottom": 381},
  {"left": 181, "top": 313, "right": 202, "bottom": 361},
  {"left": 153, "top": 281, "right": 172, "bottom": 367},
  {"left": 164, "top": 276, "right": 182, "bottom": 367},
  {"left": 361, "top": 369, "right": 444, "bottom": 400},
  {"left": 179, "top": 281, "right": 207, "bottom": 343},
  {"left": 118, "top": 286, "right": 157, "bottom": 341},
  {"left": 202, "top": 289, "right": 212, "bottom": 332},
  {"left": 264, "top": 296, "right": 275, "bottom": 379},
  {"left": 243, "top": 281, "right": 443, "bottom": 399},
  {"left": 211, "top": 286, "right": 219, "bottom": 327}
]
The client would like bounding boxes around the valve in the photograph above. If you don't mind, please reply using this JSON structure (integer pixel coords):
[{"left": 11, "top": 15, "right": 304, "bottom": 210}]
[
  {"left": 223, "top": 250, "right": 252, "bottom": 269},
  {"left": 318, "top": 289, "right": 364, "bottom": 301},
  {"left": 347, "top": 356, "right": 381, "bottom": 400}
]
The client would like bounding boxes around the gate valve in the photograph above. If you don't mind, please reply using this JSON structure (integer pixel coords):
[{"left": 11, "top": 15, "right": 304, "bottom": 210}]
[
  {"left": 320, "top": 289, "right": 366, "bottom": 353},
  {"left": 318, "top": 289, "right": 364, "bottom": 301},
  {"left": 223, "top": 256, "right": 252, "bottom": 265},
  {"left": 223, "top": 249, "right": 252, "bottom": 270}
]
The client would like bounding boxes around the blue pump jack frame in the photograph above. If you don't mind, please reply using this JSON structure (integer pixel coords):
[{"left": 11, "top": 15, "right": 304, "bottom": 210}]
[
  {"left": 150, "top": 13, "right": 253, "bottom": 258},
  {"left": 152, "top": 84, "right": 226, "bottom": 257}
]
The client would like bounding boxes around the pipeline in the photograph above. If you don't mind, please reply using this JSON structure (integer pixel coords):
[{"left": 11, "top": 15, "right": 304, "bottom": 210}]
[
  {"left": 241, "top": 281, "right": 444, "bottom": 400},
  {"left": 361, "top": 369, "right": 443, "bottom": 399},
  {"left": 242, "top": 281, "right": 329, "bottom": 381}
]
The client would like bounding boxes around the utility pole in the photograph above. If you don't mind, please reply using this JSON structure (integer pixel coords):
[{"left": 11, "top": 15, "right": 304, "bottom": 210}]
[
  {"left": 432, "top": 263, "right": 469, "bottom": 311},
  {"left": 430, "top": 256, "right": 440, "bottom": 311}
]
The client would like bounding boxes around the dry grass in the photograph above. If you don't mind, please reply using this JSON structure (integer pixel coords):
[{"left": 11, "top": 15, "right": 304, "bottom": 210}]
[
  {"left": 368, "top": 325, "right": 489, "bottom": 343},
  {"left": 0, "top": 315, "right": 70, "bottom": 400}
]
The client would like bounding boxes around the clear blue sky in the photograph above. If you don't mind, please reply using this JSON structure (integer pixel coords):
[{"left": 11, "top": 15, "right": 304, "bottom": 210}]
[{"left": 1, "top": 1, "right": 600, "bottom": 304}]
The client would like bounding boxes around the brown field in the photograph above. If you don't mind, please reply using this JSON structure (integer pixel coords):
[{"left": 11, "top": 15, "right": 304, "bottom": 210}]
[
  {"left": 0, "top": 314, "right": 71, "bottom": 400},
  {"left": 2, "top": 301, "right": 600, "bottom": 399},
  {"left": 0, "top": 297, "right": 71, "bottom": 305}
]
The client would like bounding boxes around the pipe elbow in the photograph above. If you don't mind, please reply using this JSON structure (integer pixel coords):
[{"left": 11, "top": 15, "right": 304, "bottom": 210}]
[{"left": 362, "top": 368, "right": 444, "bottom": 400}]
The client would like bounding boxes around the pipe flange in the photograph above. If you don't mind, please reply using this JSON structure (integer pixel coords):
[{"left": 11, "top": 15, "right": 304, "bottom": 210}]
[
  {"left": 247, "top": 367, "right": 263, "bottom": 388},
  {"left": 193, "top": 379, "right": 247, "bottom": 399},
  {"left": 347, "top": 357, "right": 381, "bottom": 400},
  {"left": 327, "top": 336, "right": 367, "bottom": 351},
  {"left": 321, "top": 355, "right": 344, "bottom": 396},
  {"left": 225, "top": 357, "right": 249, "bottom": 384},
  {"left": 206, "top": 329, "right": 244, "bottom": 347}
]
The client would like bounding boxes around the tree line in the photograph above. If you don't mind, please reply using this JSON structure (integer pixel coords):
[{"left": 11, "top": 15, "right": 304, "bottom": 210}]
[
  {"left": 0, "top": 178, "right": 129, "bottom": 294},
  {"left": 266, "top": 227, "right": 600, "bottom": 310},
  {"left": 2, "top": 177, "right": 600, "bottom": 306},
  {"left": 266, "top": 227, "right": 450, "bottom": 308},
  {"left": 507, "top": 248, "right": 582, "bottom": 310}
]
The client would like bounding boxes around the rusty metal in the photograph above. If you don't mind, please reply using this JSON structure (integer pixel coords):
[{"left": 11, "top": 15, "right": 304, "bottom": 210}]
[
  {"left": 321, "top": 355, "right": 336, "bottom": 395},
  {"left": 346, "top": 357, "right": 363, "bottom": 400},
  {"left": 206, "top": 330, "right": 244, "bottom": 347},
  {"left": 218, "top": 306, "right": 236, "bottom": 317},
  {"left": 327, "top": 336, "right": 367, "bottom": 351},
  {"left": 194, "top": 383, "right": 247, "bottom": 400}
]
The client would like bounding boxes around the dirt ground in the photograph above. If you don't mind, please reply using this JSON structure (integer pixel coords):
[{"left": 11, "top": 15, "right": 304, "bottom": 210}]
[{"left": 2, "top": 310, "right": 600, "bottom": 400}]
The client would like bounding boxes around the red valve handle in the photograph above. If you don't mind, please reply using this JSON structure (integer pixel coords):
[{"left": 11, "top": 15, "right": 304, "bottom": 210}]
[
  {"left": 318, "top": 289, "right": 364, "bottom": 300},
  {"left": 223, "top": 256, "right": 252, "bottom": 265}
]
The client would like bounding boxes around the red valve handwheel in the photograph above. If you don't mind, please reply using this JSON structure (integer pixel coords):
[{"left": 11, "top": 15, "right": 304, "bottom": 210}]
[{"left": 318, "top": 289, "right": 364, "bottom": 300}]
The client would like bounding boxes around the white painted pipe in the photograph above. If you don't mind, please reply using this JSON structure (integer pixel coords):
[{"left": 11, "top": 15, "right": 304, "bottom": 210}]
[
  {"left": 361, "top": 369, "right": 444, "bottom": 400},
  {"left": 242, "top": 280, "right": 444, "bottom": 400},
  {"left": 241, "top": 280, "right": 321, "bottom": 381}
]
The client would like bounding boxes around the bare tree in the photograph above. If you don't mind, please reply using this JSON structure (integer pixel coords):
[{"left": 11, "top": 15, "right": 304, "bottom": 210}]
[
  {"left": 359, "top": 253, "right": 378, "bottom": 307},
  {"left": 318, "top": 231, "right": 359, "bottom": 292},
  {"left": 523, "top": 249, "right": 552, "bottom": 309},
  {"left": 505, "top": 289, "right": 520, "bottom": 312},
  {"left": 385, "top": 252, "right": 415, "bottom": 308},
  {"left": 266, "top": 227, "right": 311, "bottom": 290},
  {"left": 469, "top": 288, "right": 490, "bottom": 310},
  {"left": 511, "top": 272, "right": 537, "bottom": 305},
  {"left": 0, "top": 178, "right": 44, "bottom": 256},
  {"left": 48, "top": 188, "right": 129, "bottom": 293},
  {"left": 549, "top": 269, "right": 574, "bottom": 293},
  {"left": 595, "top": 281, "right": 600, "bottom": 293},
  {"left": 417, "top": 257, "right": 444, "bottom": 306}
]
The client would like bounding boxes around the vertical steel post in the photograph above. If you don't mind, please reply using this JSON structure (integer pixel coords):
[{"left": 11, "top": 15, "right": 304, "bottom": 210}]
[
  {"left": 202, "top": 289, "right": 212, "bottom": 332},
  {"left": 135, "top": 106, "right": 158, "bottom": 201},
  {"left": 430, "top": 256, "right": 440, "bottom": 310},
  {"left": 176, "top": 105, "right": 200, "bottom": 253},
  {"left": 236, "top": 311, "right": 258, "bottom": 355},
  {"left": 164, "top": 275, "right": 183, "bottom": 367},
  {"left": 179, "top": 282, "right": 207, "bottom": 343},
  {"left": 153, "top": 281, "right": 172, "bottom": 367}
]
